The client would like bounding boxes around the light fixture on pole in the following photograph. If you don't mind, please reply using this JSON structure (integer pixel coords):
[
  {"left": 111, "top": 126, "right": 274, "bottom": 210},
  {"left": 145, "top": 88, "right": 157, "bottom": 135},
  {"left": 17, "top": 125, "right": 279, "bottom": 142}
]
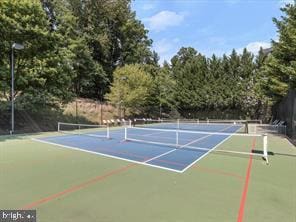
[{"left": 10, "top": 43, "right": 24, "bottom": 135}]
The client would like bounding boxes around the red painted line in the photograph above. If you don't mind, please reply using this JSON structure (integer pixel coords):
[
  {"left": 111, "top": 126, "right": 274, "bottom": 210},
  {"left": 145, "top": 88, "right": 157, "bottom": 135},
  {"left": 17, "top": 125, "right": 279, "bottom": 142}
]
[
  {"left": 237, "top": 138, "right": 256, "bottom": 222},
  {"left": 21, "top": 163, "right": 136, "bottom": 210},
  {"left": 193, "top": 165, "right": 244, "bottom": 180}
]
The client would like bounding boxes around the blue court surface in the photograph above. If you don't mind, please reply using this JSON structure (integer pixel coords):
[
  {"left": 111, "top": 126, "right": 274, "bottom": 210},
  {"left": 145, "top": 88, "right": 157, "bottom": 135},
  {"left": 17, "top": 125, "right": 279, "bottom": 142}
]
[{"left": 33, "top": 124, "right": 241, "bottom": 173}]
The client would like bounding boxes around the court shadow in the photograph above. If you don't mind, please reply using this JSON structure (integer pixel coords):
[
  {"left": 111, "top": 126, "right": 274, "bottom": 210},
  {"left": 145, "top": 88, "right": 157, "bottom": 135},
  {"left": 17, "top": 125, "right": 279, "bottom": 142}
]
[
  {"left": 271, "top": 152, "right": 296, "bottom": 158},
  {"left": 0, "top": 132, "right": 44, "bottom": 142},
  {"left": 0, "top": 134, "right": 26, "bottom": 142},
  {"left": 253, "top": 149, "right": 296, "bottom": 158},
  {"left": 204, "top": 150, "right": 269, "bottom": 163},
  {"left": 252, "top": 149, "right": 274, "bottom": 156}
]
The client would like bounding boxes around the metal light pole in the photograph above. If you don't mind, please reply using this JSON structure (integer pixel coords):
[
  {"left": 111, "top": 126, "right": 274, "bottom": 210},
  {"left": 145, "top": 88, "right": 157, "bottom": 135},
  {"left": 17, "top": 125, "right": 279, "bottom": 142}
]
[{"left": 10, "top": 43, "right": 24, "bottom": 135}]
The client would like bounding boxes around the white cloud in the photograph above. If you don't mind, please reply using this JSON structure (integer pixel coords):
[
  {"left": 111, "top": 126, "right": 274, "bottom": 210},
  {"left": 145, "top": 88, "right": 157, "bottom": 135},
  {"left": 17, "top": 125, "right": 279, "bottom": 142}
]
[
  {"left": 145, "top": 11, "right": 185, "bottom": 31},
  {"left": 237, "top": 41, "right": 271, "bottom": 54}
]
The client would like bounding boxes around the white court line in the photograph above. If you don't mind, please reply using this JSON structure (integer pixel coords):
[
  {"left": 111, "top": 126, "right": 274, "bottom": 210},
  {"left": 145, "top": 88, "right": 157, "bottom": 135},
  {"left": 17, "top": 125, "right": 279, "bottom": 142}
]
[
  {"left": 31, "top": 138, "right": 183, "bottom": 173},
  {"left": 179, "top": 126, "right": 233, "bottom": 149},
  {"left": 180, "top": 134, "right": 235, "bottom": 173},
  {"left": 141, "top": 130, "right": 225, "bottom": 165},
  {"left": 125, "top": 138, "right": 176, "bottom": 148},
  {"left": 128, "top": 133, "right": 180, "bottom": 141},
  {"left": 179, "top": 133, "right": 214, "bottom": 148},
  {"left": 87, "top": 134, "right": 107, "bottom": 138},
  {"left": 128, "top": 124, "right": 240, "bottom": 144},
  {"left": 31, "top": 124, "right": 242, "bottom": 173},
  {"left": 180, "top": 124, "right": 236, "bottom": 148},
  {"left": 59, "top": 131, "right": 107, "bottom": 138},
  {"left": 131, "top": 126, "right": 260, "bottom": 137},
  {"left": 127, "top": 124, "right": 241, "bottom": 172},
  {"left": 143, "top": 149, "right": 177, "bottom": 163},
  {"left": 130, "top": 131, "right": 206, "bottom": 140},
  {"left": 142, "top": 124, "right": 241, "bottom": 173},
  {"left": 180, "top": 125, "right": 243, "bottom": 173},
  {"left": 143, "top": 130, "right": 171, "bottom": 137}
]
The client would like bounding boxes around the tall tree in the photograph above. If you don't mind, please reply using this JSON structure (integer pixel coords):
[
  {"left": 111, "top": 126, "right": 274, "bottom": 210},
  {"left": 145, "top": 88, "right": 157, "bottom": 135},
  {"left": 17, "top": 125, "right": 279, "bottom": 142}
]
[
  {"left": 0, "top": 0, "right": 75, "bottom": 110},
  {"left": 253, "top": 47, "right": 271, "bottom": 119},
  {"left": 262, "top": 2, "right": 296, "bottom": 100},
  {"left": 147, "top": 63, "right": 177, "bottom": 117},
  {"left": 238, "top": 48, "right": 258, "bottom": 116},
  {"left": 171, "top": 47, "right": 208, "bottom": 116},
  {"left": 41, "top": 0, "right": 108, "bottom": 100},
  {"left": 105, "top": 64, "right": 153, "bottom": 116},
  {"left": 207, "top": 55, "right": 225, "bottom": 109},
  {"left": 66, "top": 0, "right": 155, "bottom": 78}
]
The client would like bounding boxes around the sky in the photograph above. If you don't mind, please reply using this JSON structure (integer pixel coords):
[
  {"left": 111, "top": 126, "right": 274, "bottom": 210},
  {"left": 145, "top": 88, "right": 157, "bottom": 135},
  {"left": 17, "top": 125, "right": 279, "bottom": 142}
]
[{"left": 131, "top": 0, "right": 295, "bottom": 64}]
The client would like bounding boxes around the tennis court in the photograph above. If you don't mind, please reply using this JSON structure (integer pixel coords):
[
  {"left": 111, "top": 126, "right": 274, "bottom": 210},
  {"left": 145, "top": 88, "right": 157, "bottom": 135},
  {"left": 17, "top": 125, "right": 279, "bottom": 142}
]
[
  {"left": 0, "top": 120, "right": 295, "bottom": 222},
  {"left": 33, "top": 121, "right": 266, "bottom": 172}
]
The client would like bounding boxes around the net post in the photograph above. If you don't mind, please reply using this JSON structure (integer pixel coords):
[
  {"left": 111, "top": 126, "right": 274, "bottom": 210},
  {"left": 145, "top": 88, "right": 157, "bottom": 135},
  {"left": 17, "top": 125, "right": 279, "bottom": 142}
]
[
  {"left": 207, "top": 118, "right": 209, "bottom": 124},
  {"left": 197, "top": 119, "right": 199, "bottom": 124},
  {"left": 263, "top": 134, "right": 269, "bottom": 164},
  {"left": 124, "top": 126, "right": 127, "bottom": 141},
  {"left": 57, "top": 122, "right": 60, "bottom": 132},
  {"left": 129, "top": 119, "right": 132, "bottom": 128}
]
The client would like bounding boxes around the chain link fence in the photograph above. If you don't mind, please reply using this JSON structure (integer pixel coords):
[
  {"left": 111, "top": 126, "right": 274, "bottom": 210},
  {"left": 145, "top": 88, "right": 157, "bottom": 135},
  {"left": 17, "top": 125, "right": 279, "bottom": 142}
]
[{"left": 274, "top": 90, "right": 296, "bottom": 140}]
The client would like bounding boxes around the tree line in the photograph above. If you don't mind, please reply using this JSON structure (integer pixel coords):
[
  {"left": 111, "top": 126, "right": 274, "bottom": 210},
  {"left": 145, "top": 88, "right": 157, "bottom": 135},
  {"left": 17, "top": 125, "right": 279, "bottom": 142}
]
[
  {"left": 107, "top": 47, "right": 269, "bottom": 119},
  {"left": 0, "top": 0, "right": 295, "bottom": 121}
]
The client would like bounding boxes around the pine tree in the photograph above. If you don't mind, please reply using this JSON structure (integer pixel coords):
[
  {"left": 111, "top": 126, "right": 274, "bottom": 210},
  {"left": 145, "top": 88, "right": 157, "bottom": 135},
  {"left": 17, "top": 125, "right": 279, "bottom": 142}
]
[
  {"left": 263, "top": 2, "right": 296, "bottom": 100},
  {"left": 171, "top": 47, "right": 208, "bottom": 116}
]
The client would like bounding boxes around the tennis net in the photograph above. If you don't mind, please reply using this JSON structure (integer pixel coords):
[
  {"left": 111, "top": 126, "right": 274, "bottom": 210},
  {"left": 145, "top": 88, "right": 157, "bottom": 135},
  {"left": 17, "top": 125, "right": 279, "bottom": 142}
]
[
  {"left": 58, "top": 122, "right": 110, "bottom": 139},
  {"left": 133, "top": 119, "right": 247, "bottom": 133},
  {"left": 124, "top": 126, "right": 268, "bottom": 162}
]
